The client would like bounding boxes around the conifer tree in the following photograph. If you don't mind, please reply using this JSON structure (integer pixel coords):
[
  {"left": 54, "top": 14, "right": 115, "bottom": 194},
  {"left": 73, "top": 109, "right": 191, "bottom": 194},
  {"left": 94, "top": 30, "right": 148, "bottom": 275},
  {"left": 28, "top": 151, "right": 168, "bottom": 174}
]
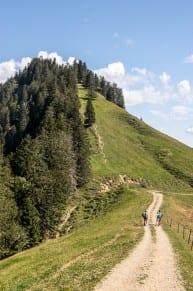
[{"left": 84, "top": 98, "right": 96, "bottom": 128}]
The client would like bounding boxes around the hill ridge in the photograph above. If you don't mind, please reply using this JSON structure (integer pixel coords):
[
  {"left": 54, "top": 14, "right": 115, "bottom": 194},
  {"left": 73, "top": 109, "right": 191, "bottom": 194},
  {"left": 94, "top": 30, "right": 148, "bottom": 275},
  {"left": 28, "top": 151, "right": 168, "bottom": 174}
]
[{"left": 79, "top": 85, "right": 193, "bottom": 191}]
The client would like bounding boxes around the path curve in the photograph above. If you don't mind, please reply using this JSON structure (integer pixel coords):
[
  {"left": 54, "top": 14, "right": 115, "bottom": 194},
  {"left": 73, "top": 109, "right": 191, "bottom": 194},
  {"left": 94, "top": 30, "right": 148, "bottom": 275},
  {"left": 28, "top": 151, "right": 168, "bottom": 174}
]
[{"left": 94, "top": 191, "right": 185, "bottom": 291}]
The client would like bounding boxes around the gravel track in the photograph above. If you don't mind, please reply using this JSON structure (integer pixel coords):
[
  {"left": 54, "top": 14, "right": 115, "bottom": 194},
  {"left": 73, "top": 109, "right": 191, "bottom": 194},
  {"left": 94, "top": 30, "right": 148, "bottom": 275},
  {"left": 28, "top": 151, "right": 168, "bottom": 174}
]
[{"left": 94, "top": 191, "right": 185, "bottom": 291}]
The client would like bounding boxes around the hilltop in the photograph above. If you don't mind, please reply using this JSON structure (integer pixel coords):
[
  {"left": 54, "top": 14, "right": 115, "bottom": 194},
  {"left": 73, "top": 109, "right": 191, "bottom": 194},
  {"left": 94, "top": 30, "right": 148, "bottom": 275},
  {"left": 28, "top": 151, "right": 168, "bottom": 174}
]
[
  {"left": 79, "top": 85, "right": 193, "bottom": 190},
  {"left": 0, "top": 57, "right": 193, "bottom": 289}
]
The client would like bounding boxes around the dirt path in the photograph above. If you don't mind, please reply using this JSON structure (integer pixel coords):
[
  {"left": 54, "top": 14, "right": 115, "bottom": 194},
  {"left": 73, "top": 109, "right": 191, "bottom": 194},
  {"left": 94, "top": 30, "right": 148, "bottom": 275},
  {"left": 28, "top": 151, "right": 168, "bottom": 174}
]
[{"left": 94, "top": 191, "right": 185, "bottom": 291}]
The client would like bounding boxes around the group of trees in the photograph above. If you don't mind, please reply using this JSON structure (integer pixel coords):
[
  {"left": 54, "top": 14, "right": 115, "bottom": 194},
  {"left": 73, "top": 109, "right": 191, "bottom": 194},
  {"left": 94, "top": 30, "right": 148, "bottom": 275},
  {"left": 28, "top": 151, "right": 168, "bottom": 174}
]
[
  {"left": 73, "top": 60, "right": 125, "bottom": 109},
  {"left": 0, "top": 57, "right": 124, "bottom": 259}
]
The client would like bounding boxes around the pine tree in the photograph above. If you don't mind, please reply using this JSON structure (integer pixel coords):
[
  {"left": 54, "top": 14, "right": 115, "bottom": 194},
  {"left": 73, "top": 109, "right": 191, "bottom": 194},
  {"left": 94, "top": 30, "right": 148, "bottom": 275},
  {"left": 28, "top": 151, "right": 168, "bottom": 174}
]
[{"left": 84, "top": 98, "right": 96, "bottom": 128}]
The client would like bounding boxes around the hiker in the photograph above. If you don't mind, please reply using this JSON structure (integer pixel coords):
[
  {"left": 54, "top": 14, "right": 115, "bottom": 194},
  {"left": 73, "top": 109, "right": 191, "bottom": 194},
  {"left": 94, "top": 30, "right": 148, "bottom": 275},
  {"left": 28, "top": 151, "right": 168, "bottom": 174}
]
[
  {"left": 156, "top": 210, "right": 163, "bottom": 226},
  {"left": 142, "top": 210, "right": 148, "bottom": 226}
]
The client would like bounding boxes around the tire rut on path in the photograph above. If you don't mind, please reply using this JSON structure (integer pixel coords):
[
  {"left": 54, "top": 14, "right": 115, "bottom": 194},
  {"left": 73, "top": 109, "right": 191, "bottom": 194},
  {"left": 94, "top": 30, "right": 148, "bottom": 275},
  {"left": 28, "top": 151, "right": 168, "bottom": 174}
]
[{"left": 94, "top": 191, "right": 185, "bottom": 291}]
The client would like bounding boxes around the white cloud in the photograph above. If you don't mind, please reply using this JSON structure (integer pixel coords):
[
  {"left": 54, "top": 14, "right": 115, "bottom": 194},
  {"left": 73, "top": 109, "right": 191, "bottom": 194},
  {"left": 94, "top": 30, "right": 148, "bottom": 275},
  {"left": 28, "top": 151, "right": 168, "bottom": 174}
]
[
  {"left": 186, "top": 127, "right": 193, "bottom": 134},
  {"left": 123, "top": 89, "right": 143, "bottom": 106},
  {"left": 17, "top": 57, "right": 32, "bottom": 70},
  {"left": 131, "top": 67, "right": 155, "bottom": 81},
  {"left": 95, "top": 62, "right": 128, "bottom": 89},
  {"left": 95, "top": 62, "right": 172, "bottom": 106},
  {"left": 0, "top": 51, "right": 76, "bottom": 84},
  {"left": 131, "top": 67, "right": 147, "bottom": 76},
  {"left": 95, "top": 63, "right": 149, "bottom": 105},
  {"left": 95, "top": 63, "right": 155, "bottom": 90},
  {"left": 0, "top": 59, "right": 17, "bottom": 83},
  {"left": 177, "top": 80, "right": 191, "bottom": 96},
  {"left": 95, "top": 62, "right": 125, "bottom": 78},
  {"left": 0, "top": 57, "right": 32, "bottom": 83},
  {"left": 171, "top": 105, "right": 193, "bottom": 120},
  {"left": 172, "top": 105, "right": 190, "bottom": 114},
  {"left": 152, "top": 106, "right": 193, "bottom": 121},
  {"left": 184, "top": 54, "right": 193, "bottom": 63},
  {"left": 150, "top": 110, "right": 169, "bottom": 120},
  {"left": 67, "top": 57, "right": 76, "bottom": 65},
  {"left": 38, "top": 51, "right": 76, "bottom": 66},
  {"left": 159, "top": 72, "right": 171, "bottom": 86},
  {"left": 124, "top": 85, "right": 170, "bottom": 106},
  {"left": 38, "top": 51, "right": 65, "bottom": 65}
]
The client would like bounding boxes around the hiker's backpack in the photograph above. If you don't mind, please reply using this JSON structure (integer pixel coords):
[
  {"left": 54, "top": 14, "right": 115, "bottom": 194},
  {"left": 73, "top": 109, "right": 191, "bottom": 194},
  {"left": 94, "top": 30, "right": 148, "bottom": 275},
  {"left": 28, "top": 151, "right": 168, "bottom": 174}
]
[{"left": 142, "top": 212, "right": 147, "bottom": 219}]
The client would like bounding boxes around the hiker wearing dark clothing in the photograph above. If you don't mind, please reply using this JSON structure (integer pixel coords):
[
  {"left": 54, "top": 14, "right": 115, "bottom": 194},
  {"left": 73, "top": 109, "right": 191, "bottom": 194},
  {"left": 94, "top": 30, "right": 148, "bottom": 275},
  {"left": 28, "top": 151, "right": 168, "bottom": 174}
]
[
  {"left": 142, "top": 210, "right": 148, "bottom": 226},
  {"left": 156, "top": 210, "right": 163, "bottom": 226}
]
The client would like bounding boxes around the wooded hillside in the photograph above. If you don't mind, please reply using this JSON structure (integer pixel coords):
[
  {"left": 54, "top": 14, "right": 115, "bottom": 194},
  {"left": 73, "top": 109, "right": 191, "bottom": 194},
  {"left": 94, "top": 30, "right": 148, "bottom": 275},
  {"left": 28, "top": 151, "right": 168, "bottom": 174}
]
[{"left": 0, "top": 58, "right": 124, "bottom": 259}]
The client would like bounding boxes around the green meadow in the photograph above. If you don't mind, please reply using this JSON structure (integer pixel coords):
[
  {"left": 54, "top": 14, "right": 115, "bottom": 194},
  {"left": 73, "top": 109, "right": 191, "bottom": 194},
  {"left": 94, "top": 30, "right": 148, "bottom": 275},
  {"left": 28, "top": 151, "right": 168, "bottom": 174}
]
[
  {"left": 0, "top": 187, "right": 151, "bottom": 290},
  {"left": 1, "top": 86, "right": 193, "bottom": 290}
]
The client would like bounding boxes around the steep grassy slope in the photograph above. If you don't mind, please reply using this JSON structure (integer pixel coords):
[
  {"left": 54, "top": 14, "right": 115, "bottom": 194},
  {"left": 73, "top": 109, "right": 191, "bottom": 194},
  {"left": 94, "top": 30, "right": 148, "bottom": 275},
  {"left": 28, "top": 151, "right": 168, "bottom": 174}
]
[
  {"left": 1, "top": 85, "right": 193, "bottom": 290},
  {"left": 79, "top": 85, "right": 193, "bottom": 191}
]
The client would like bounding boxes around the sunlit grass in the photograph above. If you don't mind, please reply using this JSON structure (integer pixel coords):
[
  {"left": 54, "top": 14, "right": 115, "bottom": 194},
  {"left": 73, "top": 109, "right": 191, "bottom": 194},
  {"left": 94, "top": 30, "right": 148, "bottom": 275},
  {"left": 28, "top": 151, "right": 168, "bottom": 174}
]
[
  {"left": 0, "top": 186, "right": 152, "bottom": 290},
  {"left": 1, "top": 83, "right": 193, "bottom": 290},
  {"left": 163, "top": 192, "right": 193, "bottom": 290},
  {"left": 78, "top": 85, "right": 193, "bottom": 191}
]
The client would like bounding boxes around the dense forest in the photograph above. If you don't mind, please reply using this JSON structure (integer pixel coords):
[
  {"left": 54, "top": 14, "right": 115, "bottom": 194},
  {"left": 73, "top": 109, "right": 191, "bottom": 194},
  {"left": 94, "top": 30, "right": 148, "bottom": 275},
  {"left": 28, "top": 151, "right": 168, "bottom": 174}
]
[{"left": 0, "top": 58, "right": 124, "bottom": 259}]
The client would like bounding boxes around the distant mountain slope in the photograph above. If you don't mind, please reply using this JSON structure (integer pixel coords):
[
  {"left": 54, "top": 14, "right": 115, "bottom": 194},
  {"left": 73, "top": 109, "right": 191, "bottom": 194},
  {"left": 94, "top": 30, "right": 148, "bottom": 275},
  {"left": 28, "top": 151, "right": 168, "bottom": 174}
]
[{"left": 79, "top": 85, "right": 193, "bottom": 191}]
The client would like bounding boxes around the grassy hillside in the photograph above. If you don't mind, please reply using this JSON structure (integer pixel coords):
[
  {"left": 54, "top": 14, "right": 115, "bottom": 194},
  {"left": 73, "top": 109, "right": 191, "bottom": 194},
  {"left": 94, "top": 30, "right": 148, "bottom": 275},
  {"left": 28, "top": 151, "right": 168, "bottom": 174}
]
[
  {"left": 1, "top": 84, "right": 193, "bottom": 290},
  {"left": 79, "top": 85, "right": 193, "bottom": 191},
  {"left": 0, "top": 186, "right": 151, "bottom": 290}
]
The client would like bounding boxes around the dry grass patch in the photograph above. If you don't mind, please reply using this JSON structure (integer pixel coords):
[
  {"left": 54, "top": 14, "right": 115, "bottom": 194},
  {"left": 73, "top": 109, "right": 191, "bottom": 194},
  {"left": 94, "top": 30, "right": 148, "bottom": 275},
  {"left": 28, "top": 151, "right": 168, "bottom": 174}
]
[{"left": 163, "top": 192, "right": 193, "bottom": 291}]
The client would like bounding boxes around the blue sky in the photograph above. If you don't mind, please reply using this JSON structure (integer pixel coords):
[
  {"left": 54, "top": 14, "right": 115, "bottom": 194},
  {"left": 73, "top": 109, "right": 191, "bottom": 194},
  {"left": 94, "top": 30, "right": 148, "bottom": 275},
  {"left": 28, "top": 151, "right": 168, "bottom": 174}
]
[{"left": 1, "top": 0, "right": 193, "bottom": 147}]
